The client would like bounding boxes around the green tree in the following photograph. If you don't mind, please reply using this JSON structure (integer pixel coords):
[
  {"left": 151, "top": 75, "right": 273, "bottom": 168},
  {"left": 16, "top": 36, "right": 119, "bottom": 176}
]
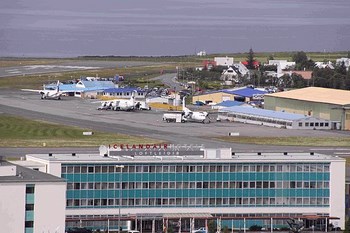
[
  {"left": 292, "top": 51, "right": 308, "bottom": 64},
  {"left": 246, "top": 48, "right": 256, "bottom": 69},
  {"left": 292, "top": 51, "right": 315, "bottom": 70},
  {"left": 223, "top": 226, "right": 229, "bottom": 233},
  {"left": 208, "top": 220, "right": 217, "bottom": 233}
]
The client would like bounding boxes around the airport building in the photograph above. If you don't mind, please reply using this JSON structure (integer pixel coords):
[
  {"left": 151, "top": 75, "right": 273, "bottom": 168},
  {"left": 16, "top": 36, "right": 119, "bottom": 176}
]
[
  {"left": 20, "top": 147, "right": 346, "bottom": 232},
  {"left": 264, "top": 87, "right": 350, "bottom": 130},
  {"left": 0, "top": 160, "right": 66, "bottom": 233},
  {"left": 218, "top": 106, "right": 332, "bottom": 130}
]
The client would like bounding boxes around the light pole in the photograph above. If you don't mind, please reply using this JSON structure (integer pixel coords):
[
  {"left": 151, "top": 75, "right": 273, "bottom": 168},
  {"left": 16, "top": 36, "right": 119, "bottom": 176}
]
[{"left": 116, "top": 165, "right": 125, "bottom": 233}]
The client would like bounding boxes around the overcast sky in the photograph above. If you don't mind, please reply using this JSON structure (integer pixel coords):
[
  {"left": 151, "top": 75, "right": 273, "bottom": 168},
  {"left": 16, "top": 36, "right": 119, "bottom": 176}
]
[{"left": 0, "top": 0, "right": 349, "bottom": 57}]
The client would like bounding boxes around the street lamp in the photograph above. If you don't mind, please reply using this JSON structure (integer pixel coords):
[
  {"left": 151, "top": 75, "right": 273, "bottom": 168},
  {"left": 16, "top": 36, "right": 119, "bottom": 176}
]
[{"left": 116, "top": 165, "right": 125, "bottom": 233}]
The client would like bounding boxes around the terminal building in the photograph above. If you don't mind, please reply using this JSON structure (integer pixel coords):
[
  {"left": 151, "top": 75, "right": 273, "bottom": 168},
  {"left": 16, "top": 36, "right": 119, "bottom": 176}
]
[
  {"left": 18, "top": 146, "right": 346, "bottom": 232},
  {"left": 0, "top": 159, "right": 66, "bottom": 233}
]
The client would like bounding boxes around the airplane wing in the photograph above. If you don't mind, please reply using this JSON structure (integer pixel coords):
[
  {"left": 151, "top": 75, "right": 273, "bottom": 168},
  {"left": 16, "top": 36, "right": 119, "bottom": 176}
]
[{"left": 21, "top": 89, "right": 43, "bottom": 93}]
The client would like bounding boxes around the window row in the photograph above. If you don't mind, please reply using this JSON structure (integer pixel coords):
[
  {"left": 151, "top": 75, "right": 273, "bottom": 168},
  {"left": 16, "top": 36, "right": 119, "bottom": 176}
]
[
  {"left": 66, "top": 197, "right": 330, "bottom": 207},
  {"left": 227, "top": 113, "right": 293, "bottom": 126},
  {"left": 62, "top": 163, "right": 330, "bottom": 174},
  {"left": 299, "top": 122, "right": 330, "bottom": 128},
  {"left": 67, "top": 181, "right": 330, "bottom": 190}
]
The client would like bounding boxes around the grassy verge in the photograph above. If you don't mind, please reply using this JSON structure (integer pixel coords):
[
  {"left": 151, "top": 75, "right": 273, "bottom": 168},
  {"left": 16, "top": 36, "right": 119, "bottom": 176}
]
[
  {"left": 214, "top": 136, "right": 350, "bottom": 147},
  {"left": 0, "top": 114, "right": 163, "bottom": 147}
]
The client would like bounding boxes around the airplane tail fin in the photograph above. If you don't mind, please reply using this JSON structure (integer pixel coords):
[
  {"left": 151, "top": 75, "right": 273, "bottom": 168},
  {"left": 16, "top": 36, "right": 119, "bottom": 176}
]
[
  {"left": 56, "top": 80, "right": 60, "bottom": 92},
  {"left": 131, "top": 90, "right": 136, "bottom": 106}
]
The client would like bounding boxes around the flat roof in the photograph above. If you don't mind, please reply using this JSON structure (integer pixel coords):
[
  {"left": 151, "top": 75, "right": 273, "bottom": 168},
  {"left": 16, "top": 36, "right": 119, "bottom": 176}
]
[
  {"left": 265, "top": 87, "right": 350, "bottom": 106},
  {"left": 220, "top": 106, "right": 316, "bottom": 121},
  {"left": 26, "top": 152, "right": 343, "bottom": 164},
  {"left": 0, "top": 161, "right": 65, "bottom": 183}
]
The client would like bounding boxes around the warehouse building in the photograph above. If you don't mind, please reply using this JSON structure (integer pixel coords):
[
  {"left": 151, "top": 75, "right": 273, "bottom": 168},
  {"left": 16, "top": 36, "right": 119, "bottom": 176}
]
[
  {"left": 218, "top": 106, "right": 332, "bottom": 129},
  {"left": 0, "top": 160, "right": 66, "bottom": 233},
  {"left": 264, "top": 87, "right": 350, "bottom": 130},
  {"left": 21, "top": 147, "right": 345, "bottom": 232}
]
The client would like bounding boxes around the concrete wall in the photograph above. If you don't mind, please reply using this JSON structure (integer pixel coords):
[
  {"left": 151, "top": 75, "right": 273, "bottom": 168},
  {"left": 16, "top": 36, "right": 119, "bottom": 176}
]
[
  {"left": 192, "top": 92, "right": 235, "bottom": 104},
  {"left": 0, "top": 183, "right": 25, "bottom": 233},
  {"left": 330, "top": 159, "right": 346, "bottom": 229},
  {"left": 34, "top": 182, "right": 66, "bottom": 233}
]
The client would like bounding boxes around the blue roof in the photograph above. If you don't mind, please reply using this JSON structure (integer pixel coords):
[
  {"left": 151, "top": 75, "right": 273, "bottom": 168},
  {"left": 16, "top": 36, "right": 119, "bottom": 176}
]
[
  {"left": 103, "top": 87, "right": 145, "bottom": 93},
  {"left": 222, "top": 87, "right": 267, "bottom": 98},
  {"left": 215, "top": 100, "right": 244, "bottom": 107},
  {"left": 46, "top": 80, "right": 115, "bottom": 92},
  {"left": 220, "top": 106, "right": 311, "bottom": 121}
]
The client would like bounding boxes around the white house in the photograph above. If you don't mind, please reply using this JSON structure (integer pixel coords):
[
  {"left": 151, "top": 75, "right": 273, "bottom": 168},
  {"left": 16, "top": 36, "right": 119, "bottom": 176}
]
[{"left": 215, "top": 57, "right": 234, "bottom": 67}]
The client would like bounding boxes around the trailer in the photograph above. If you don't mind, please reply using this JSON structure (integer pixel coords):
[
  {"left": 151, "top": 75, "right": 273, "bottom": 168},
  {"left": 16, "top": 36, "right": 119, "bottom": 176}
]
[{"left": 162, "top": 111, "right": 187, "bottom": 123}]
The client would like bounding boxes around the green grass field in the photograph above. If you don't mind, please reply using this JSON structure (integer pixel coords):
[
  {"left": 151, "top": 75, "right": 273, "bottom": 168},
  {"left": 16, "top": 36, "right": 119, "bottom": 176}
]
[
  {"left": 0, "top": 114, "right": 163, "bottom": 147},
  {"left": 214, "top": 136, "right": 350, "bottom": 147}
]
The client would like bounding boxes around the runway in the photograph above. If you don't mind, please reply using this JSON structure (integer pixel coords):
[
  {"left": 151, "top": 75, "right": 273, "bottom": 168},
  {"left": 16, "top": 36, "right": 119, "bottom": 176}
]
[{"left": 1, "top": 87, "right": 350, "bottom": 158}]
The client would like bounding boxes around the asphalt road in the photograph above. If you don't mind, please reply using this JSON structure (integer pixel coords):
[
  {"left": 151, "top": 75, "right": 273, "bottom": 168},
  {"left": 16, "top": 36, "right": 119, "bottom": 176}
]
[{"left": 1, "top": 87, "right": 350, "bottom": 158}]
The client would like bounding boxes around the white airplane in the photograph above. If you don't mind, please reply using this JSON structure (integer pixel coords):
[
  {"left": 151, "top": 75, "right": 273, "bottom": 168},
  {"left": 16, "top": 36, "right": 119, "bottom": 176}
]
[
  {"left": 21, "top": 81, "right": 68, "bottom": 100},
  {"left": 182, "top": 96, "right": 210, "bottom": 123},
  {"left": 98, "top": 91, "right": 150, "bottom": 111}
]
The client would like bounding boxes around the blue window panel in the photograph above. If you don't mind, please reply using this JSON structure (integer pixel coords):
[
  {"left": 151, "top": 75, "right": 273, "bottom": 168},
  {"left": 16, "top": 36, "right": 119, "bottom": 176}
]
[
  {"left": 289, "top": 173, "right": 296, "bottom": 180},
  {"left": 275, "top": 189, "right": 283, "bottom": 197},
  {"left": 196, "top": 173, "right": 203, "bottom": 180},
  {"left": 282, "top": 189, "right": 289, "bottom": 196},
  {"left": 189, "top": 189, "right": 197, "bottom": 196},
  {"left": 80, "top": 191, "right": 88, "bottom": 198},
  {"left": 208, "top": 173, "right": 215, "bottom": 181},
  {"left": 65, "top": 174, "right": 74, "bottom": 181},
  {"left": 134, "top": 190, "right": 142, "bottom": 198},
  {"left": 236, "top": 173, "right": 243, "bottom": 181},
  {"left": 324, "top": 189, "right": 330, "bottom": 197},
  {"left": 249, "top": 189, "right": 256, "bottom": 196},
  {"left": 249, "top": 173, "right": 256, "bottom": 180},
  {"left": 222, "top": 190, "right": 230, "bottom": 197},
  {"left": 289, "top": 189, "right": 296, "bottom": 197},
  {"left": 262, "top": 173, "right": 270, "bottom": 180},
  {"left": 169, "top": 173, "right": 176, "bottom": 181},
  {"left": 25, "top": 211, "right": 34, "bottom": 221},
  {"left": 242, "top": 189, "right": 249, "bottom": 197},
  {"left": 148, "top": 190, "right": 156, "bottom": 198},
  {"left": 141, "top": 190, "right": 149, "bottom": 198},
  {"left": 80, "top": 174, "right": 88, "bottom": 182},
  {"left": 26, "top": 194, "right": 34, "bottom": 204},
  {"left": 148, "top": 173, "right": 156, "bottom": 181},
  {"left": 127, "top": 190, "right": 136, "bottom": 198},
  {"left": 275, "top": 174, "right": 283, "bottom": 181},
  {"left": 302, "top": 189, "right": 310, "bottom": 197},
  {"left": 161, "top": 190, "right": 169, "bottom": 197},
  {"left": 242, "top": 173, "right": 250, "bottom": 180},
  {"left": 283, "top": 173, "right": 290, "bottom": 180},
  {"left": 309, "top": 173, "right": 317, "bottom": 180},
  {"left": 202, "top": 173, "right": 209, "bottom": 181},
  {"left": 209, "top": 189, "right": 216, "bottom": 197},
  {"left": 94, "top": 174, "right": 102, "bottom": 182},
  {"left": 256, "top": 173, "right": 263, "bottom": 181},
  {"left": 101, "top": 174, "right": 108, "bottom": 181},
  {"left": 135, "top": 174, "right": 142, "bottom": 181},
  {"left": 202, "top": 189, "right": 209, "bottom": 198},
  {"left": 222, "top": 173, "right": 230, "bottom": 181},
  {"left": 324, "top": 173, "right": 330, "bottom": 180},
  {"left": 182, "top": 189, "right": 189, "bottom": 197},
  {"left": 303, "top": 173, "right": 310, "bottom": 180},
  {"left": 235, "top": 189, "right": 243, "bottom": 197},
  {"left": 216, "top": 189, "right": 223, "bottom": 197},
  {"left": 176, "top": 189, "right": 183, "bottom": 197},
  {"left": 182, "top": 173, "right": 189, "bottom": 180},
  {"left": 128, "top": 174, "right": 136, "bottom": 182},
  {"left": 216, "top": 173, "right": 223, "bottom": 181},
  {"left": 169, "top": 190, "right": 176, "bottom": 197},
  {"left": 316, "top": 189, "right": 325, "bottom": 197},
  {"left": 66, "top": 191, "right": 74, "bottom": 199},
  {"left": 188, "top": 173, "right": 196, "bottom": 181},
  {"left": 309, "top": 190, "right": 317, "bottom": 197},
  {"left": 268, "top": 189, "right": 276, "bottom": 196},
  {"left": 296, "top": 173, "right": 303, "bottom": 180},
  {"left": 25, "top": 228, "right": 34, "bottom": 233},
  {"left": 230, "top": 173, "right": 236, "bottom": 180}
]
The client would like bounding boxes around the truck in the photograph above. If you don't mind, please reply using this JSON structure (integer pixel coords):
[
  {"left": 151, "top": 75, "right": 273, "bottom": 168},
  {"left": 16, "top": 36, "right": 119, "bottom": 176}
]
[{"left": 162, "top": 111, "right": 187, "bottom": 123}]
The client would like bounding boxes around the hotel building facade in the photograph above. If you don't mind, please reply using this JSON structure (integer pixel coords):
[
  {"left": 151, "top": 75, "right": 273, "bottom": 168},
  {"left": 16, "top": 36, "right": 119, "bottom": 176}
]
[{"left": 23, "top": 147, "right": 346, "bottom": 232}]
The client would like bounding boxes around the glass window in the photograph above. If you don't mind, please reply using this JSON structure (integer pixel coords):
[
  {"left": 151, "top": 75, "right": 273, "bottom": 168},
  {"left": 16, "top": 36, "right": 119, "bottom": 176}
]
[
  {"left": 324, "top": 165, "right": 330, "bottom": 172},
  {"left": 102, "top": 166, "right": 108, "bottom": 173},
  {"left": 136, "top": 166, "right": 142, "bottom": 173},
  {"left": 163, "top": 165, "right": 169, "bottom": 172},
  {"left": 156, "top": 166, "right": 162, "bottom": 173},
  {"left": 169, "top": 182, "right": 175, "bottom": 189},
  {"left": 197, "top": 165, "right": 203, "bottom": 172},
  {"left": 88, "top": 166, "right": 94, "bottom": 173},
  {"left": 169, "top": 166, "right": 176, "bottom": 172},
  {"left": 298, "top": 122, "right": 302, "bottom": 127},
  {"left": 67, "top": 167, "right": 74, "bottom": 174},
  {"left": 26, "top": 186, "right": 35, "bottom": 194},
  {"left": 143, "top": 182, "right": 149, "bottom": 189},
  {"left": 26, "top": 204, "right": 34, "bottom": 211},
  {"left": 143, "top": 166, "right": 149, "bottom": 173},
  {"left": 61, "top": 166, "right": 67, "bottom": 174},
  {"left": 81, "top": 166, "right": 87, "bottom": 173},
  {"left": 95, "top": 166, "right": 101, "bottom": 173}
]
